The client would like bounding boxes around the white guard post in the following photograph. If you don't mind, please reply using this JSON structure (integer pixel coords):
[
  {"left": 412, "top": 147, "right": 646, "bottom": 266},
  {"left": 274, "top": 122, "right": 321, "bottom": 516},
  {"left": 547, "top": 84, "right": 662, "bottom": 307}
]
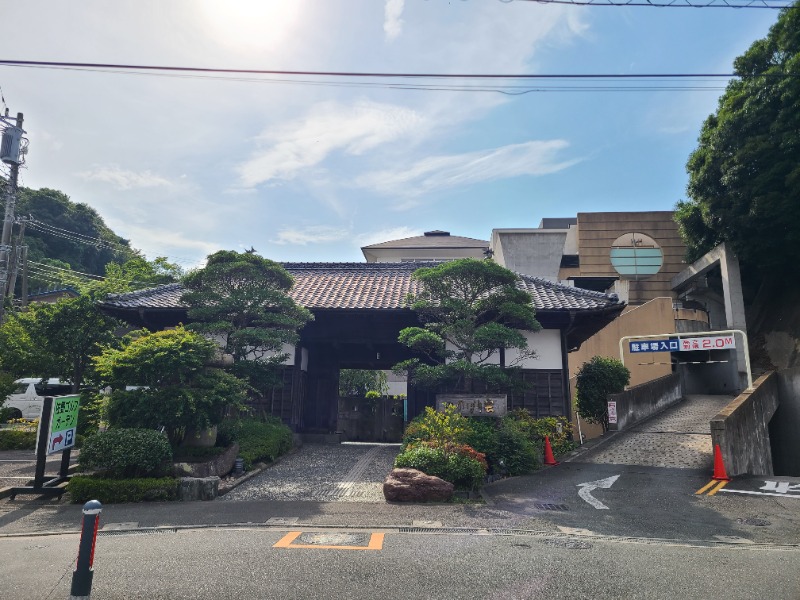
[{"left": 618, "top": 330, "right": 752, "bottom": 391}]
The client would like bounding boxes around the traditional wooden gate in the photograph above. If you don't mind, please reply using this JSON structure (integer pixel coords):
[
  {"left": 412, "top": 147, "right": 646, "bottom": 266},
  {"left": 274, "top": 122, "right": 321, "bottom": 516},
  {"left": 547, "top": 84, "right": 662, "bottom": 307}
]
[{"left": 337, "top": 396, "right": 404, "bottom": 442}]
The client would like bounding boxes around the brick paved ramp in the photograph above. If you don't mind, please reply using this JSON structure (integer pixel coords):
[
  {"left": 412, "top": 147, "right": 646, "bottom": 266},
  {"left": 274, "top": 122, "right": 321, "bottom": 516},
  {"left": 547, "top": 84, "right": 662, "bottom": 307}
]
[
  {"left": 582, "top": 395, "right": 733, "bottom": 469},
  {"left": 221, "top": 442, "right": 399, "bottom": 502}
]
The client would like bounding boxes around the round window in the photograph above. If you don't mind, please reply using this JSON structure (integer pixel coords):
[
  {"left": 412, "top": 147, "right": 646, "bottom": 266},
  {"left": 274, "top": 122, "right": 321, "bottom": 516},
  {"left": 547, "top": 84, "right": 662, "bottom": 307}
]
[{"left": 610, "top": 233, "right": 663, "bottom": 280}]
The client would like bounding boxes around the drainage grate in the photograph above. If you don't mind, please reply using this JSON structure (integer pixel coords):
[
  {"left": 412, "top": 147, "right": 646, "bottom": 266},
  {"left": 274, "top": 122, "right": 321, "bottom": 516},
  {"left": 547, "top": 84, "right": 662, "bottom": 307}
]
[
  {"left": 399, "top": 527, "right": 480, "bottom": 534},
  {"left": 737, "top": 518, "right": 771, "bottom": 527},
  {"left": 535, "top": 503, "right": 569, "bottom": 511},
  {"left": 98, "top": 528, "right": 178, "bottom": 537},
  {"left": 545, "top": 538, "right": 592, "bottom": 550}
]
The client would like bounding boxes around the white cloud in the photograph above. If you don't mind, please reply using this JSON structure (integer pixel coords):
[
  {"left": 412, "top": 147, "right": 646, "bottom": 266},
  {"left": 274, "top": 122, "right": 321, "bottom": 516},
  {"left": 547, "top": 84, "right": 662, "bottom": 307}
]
[
  {"left": 271, "top": 225, "right": 352, "bottom": 246},
  {"left": 357, "top": 140, "right": 580, "bottom": 204},
  {"left": 384, "top": 0, "right": 405, "bottom": 41},
  {"left": 356, "top": 226, "right": 421, "bottom": 248},
  {"left": 238, "top": 100, "right": 427, "bottom": 188},
  {"left": 79, "top": 165, "right": 173, "bottom": 190}
]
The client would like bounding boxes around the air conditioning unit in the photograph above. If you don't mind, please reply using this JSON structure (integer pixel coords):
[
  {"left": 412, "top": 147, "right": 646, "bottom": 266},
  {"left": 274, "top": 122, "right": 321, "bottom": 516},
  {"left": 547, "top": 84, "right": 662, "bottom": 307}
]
[{"left": 0, "top": 126, "right": 23, "bottom": 165}]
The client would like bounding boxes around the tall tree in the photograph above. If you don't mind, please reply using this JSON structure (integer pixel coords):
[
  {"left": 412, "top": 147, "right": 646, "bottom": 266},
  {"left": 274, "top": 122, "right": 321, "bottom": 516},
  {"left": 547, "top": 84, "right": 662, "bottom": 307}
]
[
  {"left": 94, "top": 326, "right": 246, "bottom": 445},
  {"left": 0, "top": 292, "right": 120, "bottom": 391},
  {"left": 676, "top": 5, "right": 800, "bottom": 274},
  {"left": 181, "top": 250, "right": 313, "bottom": 397},
  {"left": 393, "top": 259, "right": 541, "bottom": 393}
]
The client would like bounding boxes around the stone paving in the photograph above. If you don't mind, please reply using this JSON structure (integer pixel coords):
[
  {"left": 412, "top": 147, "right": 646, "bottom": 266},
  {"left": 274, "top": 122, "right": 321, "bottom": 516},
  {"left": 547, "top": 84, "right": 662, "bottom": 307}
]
[
  {"left": 581, "top": 395, "right": 734, "bottom": 469},
  {"left": 221, "top": 442, "right": 400, "bottom": 503}
]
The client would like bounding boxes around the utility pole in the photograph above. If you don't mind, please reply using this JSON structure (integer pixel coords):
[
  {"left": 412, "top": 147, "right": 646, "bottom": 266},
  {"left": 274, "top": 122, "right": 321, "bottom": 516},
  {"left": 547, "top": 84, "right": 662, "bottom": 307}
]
[
  {"left": 7, "top": 217, "right": 28, "bottom": 302},
  {"left": 0, "top": 111, "right": 24, "bottom": 323}
]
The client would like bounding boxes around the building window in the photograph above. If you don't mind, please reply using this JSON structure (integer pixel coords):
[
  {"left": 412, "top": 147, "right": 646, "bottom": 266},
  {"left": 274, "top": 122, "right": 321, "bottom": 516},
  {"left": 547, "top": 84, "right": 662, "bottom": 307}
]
[{"left": 610, "top": 233, "right": 663, "bottom": 280}]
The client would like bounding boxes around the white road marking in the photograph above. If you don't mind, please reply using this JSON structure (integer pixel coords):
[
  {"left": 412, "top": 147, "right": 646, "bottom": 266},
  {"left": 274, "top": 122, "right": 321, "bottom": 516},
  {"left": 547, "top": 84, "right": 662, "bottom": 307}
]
[
  {"left": 718, "top": 489, "right": 800, "bottom": 499},
  {"left": 577, "top": 475, "right": 620, "bottom": 510}
]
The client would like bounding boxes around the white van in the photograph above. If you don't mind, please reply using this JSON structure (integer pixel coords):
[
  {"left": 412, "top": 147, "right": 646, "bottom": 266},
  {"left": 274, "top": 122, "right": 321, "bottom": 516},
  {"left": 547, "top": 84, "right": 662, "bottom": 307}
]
[{"left": 3, "top": 378, "right": 74, "bottom": 419}]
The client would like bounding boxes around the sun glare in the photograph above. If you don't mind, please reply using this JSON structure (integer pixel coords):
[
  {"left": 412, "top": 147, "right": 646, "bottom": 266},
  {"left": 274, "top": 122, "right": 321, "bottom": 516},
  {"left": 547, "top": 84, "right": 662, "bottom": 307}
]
[{"left": 198, "top": 1, "right": 302, "bottom": 52}]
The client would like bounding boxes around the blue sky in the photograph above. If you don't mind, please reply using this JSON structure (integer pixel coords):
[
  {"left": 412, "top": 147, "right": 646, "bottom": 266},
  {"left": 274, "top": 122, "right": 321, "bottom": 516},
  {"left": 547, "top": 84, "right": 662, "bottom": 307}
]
[{"left": 0, "top": 1, "right": 779, "bottom": 267}]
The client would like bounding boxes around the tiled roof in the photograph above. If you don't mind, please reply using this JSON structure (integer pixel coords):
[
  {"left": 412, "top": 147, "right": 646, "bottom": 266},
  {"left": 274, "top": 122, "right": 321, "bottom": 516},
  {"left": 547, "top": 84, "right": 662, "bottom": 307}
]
[
  {"left": 100, "top": 262, "right": 622, "bottom": 313},
  {"left": 362, "top": 234, "right": 488, "bottom": 250}
]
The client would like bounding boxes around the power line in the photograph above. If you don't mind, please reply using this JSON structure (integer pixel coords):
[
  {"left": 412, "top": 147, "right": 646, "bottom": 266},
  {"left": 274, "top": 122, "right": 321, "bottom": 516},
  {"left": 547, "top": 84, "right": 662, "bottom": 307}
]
[
  {"left": 512, "top": 0, "right": 793, "bottom": 6},
  {"left": 1, "top": 64, "right": 734, "bottom": 95},
  {"left": 0, "top": 59, "right": 742, "bottom": 80}
]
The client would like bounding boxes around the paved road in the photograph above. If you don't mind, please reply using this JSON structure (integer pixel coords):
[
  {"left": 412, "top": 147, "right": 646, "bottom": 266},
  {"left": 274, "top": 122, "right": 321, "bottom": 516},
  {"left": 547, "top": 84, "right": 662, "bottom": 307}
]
[
  {"left": 0, "top": 449, "right": 78, "bottom": 489},
  {"left": 582, "top": 395, "right": 732, "bottom": 469},
  {"left": 1, "top": 526, "right": 798, "bottom": 599}
]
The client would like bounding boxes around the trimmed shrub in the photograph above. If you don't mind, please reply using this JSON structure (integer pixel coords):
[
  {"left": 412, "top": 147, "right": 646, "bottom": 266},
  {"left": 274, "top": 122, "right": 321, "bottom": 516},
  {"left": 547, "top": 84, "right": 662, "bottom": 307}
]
[
  {"left": 576, "top": 356, "right": 630, "bottom": 430},
  {"left": 394, "top": 444, "right": 486, "bottom": 490},
  {"left": 463, "top": 418, "right": 500, "bottom": 468},
  {"left": 496, "top": 418, "right": 540, "bottom": 476},
  {"left": 510, "top": 411, "right": 576, "bottom": 456},
  {"left": 0, "top": 429, "right": 36, "bottom": 450},
  {"left": 78, "top": 428, "right": 172, "bottom": 479},
  {"left": 402, "top": 405, "right": 469, "bottom": 448},
  {"left": 218, "top": 418, "right": 293, "bottom": 470},
  {"left": 68, "top": 475, "right": 177, "bottom": 504}
]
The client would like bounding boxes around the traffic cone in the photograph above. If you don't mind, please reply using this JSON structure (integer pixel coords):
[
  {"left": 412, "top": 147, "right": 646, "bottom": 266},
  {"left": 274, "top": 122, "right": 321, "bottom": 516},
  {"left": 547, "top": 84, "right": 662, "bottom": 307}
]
[
  {"left": 543, "top": 435, "right": 559, "bottom": 466},
  {"left": 712, "top": 444, "right": 730, "bottom": 481}
]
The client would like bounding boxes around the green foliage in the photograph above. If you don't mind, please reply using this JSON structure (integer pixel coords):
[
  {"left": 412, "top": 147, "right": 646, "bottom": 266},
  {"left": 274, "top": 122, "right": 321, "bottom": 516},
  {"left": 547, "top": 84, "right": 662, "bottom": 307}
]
[
  {"left": 393, "top": 445, "right": 486, "bottom": 490},
  {"left": 182, "top": 250, "right": 313, "bottom": 398},
  {"left": 78, "top": 428, "right": 173, "bottom": 478},
  {"left": 509, "top": 411, "right": 576, "bottom": 456},
  {"left": 218, "top": 418, "right": 293, "bottom": 470},
  {"left": 14, "top": 186, "right": 133, "bottom": 287},
  {"left": 0, "top": 294, "right": 120, "bottom": 390},
  {"left": 95, "top": 327, "right": 246, "bottom": 445},
  {"left": 68, "top": 475, "right": 177, "bottom": 504},
  {"left": 677, "top": 7, "right": 800, "bottom": 274},
  {"left": 495, "top": 418, "right": 540, "bottom": 476},
  {"left": 76, "top": 392, "right": 107, "bottom": 436},
  {"left": 338, "top": 369, "right": 388, "bottom": 397},
  {"left": 0, "top": 429, "right": 37, "bottom": 450},
  {"left": 402, "top": 405, "right": 469, "bottom": 448},
  {"left": 394, "top": 259, "right": 540, "bottom": 393},
  {"left": 575, "top": 356, "right": 630, "bottom": 430}
]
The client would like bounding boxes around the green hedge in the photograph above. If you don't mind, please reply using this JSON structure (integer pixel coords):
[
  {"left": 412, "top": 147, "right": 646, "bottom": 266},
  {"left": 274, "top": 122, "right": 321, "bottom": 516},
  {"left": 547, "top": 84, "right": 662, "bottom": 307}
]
[
  {"left": 218, "top": 418, "right": 293, "bottom": 470},
  {"left": 0, "top": 430, "right": 36, "bottom": 450},
  {"left": 68, "top": 475, "right": 178, "bottom": 504},
  {"left": 78, "top": 429, "right": 172, "bottom": 478}
]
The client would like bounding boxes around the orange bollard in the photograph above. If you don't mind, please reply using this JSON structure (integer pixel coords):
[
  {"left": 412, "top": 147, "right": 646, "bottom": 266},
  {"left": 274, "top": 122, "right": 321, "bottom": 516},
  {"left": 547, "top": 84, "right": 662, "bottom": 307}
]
[
  {"left": 543, "top": 435, "right": 559, "bottom": 466},
  {"left": 712, "top": 444, "right": 730, "bottom": 481}
]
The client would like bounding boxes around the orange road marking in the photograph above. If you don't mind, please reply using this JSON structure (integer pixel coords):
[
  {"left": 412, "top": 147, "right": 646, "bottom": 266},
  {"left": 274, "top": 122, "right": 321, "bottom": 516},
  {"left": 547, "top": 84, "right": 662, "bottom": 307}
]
[
  {"left": 696, "top": 480, "right": 717, "bottom": 495},
  {"left": 273, "top": 531, "right": 385, "bottom": 551},
  {"left": 707, "top": 480, "right": 728, "bottom": 496}
]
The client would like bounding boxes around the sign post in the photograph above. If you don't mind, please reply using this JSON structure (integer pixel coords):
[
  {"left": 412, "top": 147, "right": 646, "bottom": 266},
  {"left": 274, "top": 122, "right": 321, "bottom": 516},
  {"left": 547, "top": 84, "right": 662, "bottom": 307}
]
[{"left": 10, "top": 394, "right": 80, "bottom": 500}]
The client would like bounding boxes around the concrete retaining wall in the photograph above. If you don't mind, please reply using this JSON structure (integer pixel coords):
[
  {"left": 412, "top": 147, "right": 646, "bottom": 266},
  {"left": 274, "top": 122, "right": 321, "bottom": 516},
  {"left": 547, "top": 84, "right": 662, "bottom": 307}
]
[
  {"left": 710, "top": 372, "right": 779, "bottom": 477},
  {"left": 770, "top": 368, "right": 800, "bottom": 476},
  {"left": 607, "top": 373, "right": 682, "bottom": 431}
]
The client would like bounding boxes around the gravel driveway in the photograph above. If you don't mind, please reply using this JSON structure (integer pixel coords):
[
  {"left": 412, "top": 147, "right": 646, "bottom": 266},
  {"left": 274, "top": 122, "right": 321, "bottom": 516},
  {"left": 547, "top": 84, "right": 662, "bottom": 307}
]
[{"left": 221, "top": 443, "right": 400, "bottom": 503}]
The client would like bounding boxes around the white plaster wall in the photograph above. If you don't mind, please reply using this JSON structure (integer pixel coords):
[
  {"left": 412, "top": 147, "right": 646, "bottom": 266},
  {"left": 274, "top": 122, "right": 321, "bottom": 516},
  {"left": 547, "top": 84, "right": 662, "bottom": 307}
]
[
  {"left": 244, "top": 343, "right": 296, "bottom": 365},
  {"left": 445, "top": 329, "right": 562, "bottom": 370}
]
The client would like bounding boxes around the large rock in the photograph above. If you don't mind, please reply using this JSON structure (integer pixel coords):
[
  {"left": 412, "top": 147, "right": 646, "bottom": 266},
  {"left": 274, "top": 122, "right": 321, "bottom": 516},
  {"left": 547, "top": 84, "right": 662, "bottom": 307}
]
[
  {"left": 174, "top": 443, "right": 240, "bottom": 478},
  {"left": 383, "top": 468, "right": 454, "bottom": 503}
]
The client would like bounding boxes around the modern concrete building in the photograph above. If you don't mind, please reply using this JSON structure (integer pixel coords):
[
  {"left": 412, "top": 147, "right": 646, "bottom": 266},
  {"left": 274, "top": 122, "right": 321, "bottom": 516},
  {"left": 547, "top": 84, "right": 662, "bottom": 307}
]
[{"left": 492, "top": 212, "right": 688, "bottom": 305}]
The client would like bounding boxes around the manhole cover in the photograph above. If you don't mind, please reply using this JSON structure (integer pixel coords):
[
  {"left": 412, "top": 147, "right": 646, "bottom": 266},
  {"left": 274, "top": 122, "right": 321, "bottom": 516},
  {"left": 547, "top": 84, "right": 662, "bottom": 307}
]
[
  {"left": 737, "top": 518, "right": 771, "bottom": 527},
  {"left": 535, "top": 503, "right": 569, "bottom": 511},
  {"left": 545, "top": 538, "right": 592, "bottom": 550},
  {"left": 297, "top": 533, "right": 368, "bottom": 546}
]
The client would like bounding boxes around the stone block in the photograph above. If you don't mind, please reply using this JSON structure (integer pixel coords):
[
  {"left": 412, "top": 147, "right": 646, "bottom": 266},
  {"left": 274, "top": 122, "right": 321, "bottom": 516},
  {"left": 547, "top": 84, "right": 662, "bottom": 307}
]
[{"left": 383, "top": 468, "right": 453, "bottom": 503}]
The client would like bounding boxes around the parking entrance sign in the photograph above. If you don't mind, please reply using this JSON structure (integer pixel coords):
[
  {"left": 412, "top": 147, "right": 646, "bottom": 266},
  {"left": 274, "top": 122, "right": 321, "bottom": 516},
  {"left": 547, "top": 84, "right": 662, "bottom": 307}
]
[{"left": 47, "top": 394, "right": 80, "bottom": 454}]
